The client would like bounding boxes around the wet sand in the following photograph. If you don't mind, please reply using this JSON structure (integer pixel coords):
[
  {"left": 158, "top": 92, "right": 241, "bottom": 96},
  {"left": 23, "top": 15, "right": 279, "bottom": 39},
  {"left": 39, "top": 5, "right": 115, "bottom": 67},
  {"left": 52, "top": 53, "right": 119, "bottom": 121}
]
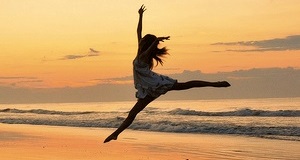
[{"left": 0, "top": 123, "right": 299, "bottom": 160}]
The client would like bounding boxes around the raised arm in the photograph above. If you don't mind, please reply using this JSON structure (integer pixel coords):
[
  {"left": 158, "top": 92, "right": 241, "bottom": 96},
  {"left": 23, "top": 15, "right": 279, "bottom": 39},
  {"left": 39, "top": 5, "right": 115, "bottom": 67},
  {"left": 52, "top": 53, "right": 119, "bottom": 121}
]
[{"left": 137, "top": 5, "right": 146, "bottom": 43}]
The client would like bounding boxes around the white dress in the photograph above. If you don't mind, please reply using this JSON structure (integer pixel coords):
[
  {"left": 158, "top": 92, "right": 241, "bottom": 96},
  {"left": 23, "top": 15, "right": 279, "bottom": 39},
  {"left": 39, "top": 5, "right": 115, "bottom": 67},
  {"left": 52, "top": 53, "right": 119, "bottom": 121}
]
[{"left": 133, "top": 57, "right": 177, "bottom": 98}]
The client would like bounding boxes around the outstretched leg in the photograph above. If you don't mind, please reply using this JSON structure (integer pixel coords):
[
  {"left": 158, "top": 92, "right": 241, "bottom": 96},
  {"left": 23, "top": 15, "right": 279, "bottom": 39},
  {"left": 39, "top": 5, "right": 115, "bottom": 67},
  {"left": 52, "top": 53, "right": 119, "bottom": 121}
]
[
  {"left": 171, "top": 80, "right": 230, "bottom": 91},
  {"left": 104, "top": 96, "right": 155, "bottom": 143}
]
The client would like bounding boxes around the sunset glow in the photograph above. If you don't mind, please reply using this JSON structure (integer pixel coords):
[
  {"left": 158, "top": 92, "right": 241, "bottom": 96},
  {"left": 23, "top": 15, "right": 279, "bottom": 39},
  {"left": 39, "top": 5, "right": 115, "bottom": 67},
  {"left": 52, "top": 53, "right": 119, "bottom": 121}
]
[{"left": 1, "top": 0, "right": 300, "bottom": 89}]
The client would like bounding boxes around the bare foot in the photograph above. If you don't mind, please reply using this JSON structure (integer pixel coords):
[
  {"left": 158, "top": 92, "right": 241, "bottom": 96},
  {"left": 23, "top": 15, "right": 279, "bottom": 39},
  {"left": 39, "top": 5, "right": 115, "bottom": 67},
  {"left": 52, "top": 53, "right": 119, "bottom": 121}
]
[
  {"left": 214, "top": 81, "right": 231, "bottom": 87},
  {"left": 103, "top": 134, "right": 118, "bottom": 143}
]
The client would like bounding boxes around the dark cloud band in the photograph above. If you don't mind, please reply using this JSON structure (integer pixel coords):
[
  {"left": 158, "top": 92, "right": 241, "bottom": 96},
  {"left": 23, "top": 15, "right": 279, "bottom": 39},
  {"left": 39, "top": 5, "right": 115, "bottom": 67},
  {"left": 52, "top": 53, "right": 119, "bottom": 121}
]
[{"left": 212, "top": 35, "right": 300, "bottom": 52}]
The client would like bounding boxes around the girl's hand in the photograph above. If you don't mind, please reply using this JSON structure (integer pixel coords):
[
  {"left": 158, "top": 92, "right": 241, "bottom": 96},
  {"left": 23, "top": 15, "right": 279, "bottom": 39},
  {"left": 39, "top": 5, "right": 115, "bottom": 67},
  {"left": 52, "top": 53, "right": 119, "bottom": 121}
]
[
  {"left": 138, "top": 5, "right": 146, "bottom": 15},
  {"left": 157, "top": 36, "right": 170, "bottom": 42}
]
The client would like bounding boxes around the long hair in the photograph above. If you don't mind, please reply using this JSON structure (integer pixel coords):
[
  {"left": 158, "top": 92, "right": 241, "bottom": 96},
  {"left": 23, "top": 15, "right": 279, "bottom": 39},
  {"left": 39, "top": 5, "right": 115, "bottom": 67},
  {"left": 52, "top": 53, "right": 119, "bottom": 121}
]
[{"left": 139, "top": 34, "right": 168, "bottom": 69}]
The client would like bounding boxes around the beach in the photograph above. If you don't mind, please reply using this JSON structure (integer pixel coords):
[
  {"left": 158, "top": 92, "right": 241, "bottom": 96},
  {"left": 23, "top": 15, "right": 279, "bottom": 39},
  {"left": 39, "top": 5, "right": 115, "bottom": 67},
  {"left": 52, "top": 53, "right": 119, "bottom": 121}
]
[
  {"left": 0, "top": 123, "right": 299, "bottom": 160},
  {"left": 1, "top": 1, "right": 300, "bottom": 159}
]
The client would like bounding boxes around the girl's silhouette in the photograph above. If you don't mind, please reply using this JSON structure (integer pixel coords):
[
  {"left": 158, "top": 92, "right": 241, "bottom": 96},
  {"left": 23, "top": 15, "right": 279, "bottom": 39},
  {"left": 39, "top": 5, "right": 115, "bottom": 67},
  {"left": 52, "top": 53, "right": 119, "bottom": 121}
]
[{"left": 104, "top": 5, "right": 230, "bottom": 143}]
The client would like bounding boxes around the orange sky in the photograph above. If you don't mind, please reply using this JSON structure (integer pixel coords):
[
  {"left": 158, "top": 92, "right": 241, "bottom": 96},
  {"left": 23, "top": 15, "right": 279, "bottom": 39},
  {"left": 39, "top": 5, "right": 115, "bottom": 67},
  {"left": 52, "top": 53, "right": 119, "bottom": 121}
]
[{"left": 1, "top": 0, "right": 300, "bottom": 88}]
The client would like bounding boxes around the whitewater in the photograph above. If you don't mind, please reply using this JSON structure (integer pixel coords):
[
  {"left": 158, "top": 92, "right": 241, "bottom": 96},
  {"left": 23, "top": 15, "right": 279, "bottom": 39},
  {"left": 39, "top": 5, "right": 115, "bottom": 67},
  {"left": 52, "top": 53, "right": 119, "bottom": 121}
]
[{"left": 1, "top": 97, "right": 299, "bottom": 141}]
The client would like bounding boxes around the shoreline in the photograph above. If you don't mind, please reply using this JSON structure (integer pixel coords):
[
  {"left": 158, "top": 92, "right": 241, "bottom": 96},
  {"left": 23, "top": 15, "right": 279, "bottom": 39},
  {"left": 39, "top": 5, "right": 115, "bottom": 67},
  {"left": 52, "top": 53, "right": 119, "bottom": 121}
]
[{"left": 1, "top": 123, "right": 299, "bottom": 160}]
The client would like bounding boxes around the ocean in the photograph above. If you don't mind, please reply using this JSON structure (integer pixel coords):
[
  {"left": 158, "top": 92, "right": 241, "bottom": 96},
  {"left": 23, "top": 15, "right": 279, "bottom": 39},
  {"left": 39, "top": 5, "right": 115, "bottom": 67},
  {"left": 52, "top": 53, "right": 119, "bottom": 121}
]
[{"left": 1, "top": 97, "right": 299, "bottom": 141}]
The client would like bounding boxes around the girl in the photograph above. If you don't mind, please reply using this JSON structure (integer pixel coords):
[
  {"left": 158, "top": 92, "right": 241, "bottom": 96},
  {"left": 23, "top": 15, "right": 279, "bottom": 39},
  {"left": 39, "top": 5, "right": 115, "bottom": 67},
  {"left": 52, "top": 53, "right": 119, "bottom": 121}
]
[{"left": 104, "top": 5, "right": 230, "bottom": 143}]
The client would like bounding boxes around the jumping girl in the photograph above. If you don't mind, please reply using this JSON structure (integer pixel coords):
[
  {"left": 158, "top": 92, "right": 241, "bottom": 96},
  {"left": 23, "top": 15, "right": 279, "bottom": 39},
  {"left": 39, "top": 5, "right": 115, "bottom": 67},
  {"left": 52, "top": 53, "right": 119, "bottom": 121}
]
[{"left": 104, "top": 5, "right": 230, "bottom": 143}]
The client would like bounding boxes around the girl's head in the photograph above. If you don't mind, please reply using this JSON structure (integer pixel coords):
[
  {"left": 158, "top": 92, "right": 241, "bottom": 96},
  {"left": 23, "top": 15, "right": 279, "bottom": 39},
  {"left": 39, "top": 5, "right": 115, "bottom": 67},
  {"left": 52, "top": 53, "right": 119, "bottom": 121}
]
[{"left": 139, "top": 34, "right": 168, "bottom": 69}]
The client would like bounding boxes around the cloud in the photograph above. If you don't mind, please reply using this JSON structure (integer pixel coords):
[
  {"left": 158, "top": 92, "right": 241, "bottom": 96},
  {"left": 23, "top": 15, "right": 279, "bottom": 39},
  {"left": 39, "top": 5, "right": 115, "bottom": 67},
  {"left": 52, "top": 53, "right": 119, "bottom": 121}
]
[
  {"left": 211, "top": 35, "right": 300, "bottom": 52},
  {"left": 93, "top": 75, "right": 133, "bottom": 84},
  {"left": 89, "top": 48, "right": 99, "bottom": 53},
  {"left": 17, "top": 80, "right": 44, "bottom": 84},
  {"left": 1, "top": 67, "right": 299, "bottom": 103},
  {"left": 60, "top": 48, "right": 100, "bottom": 60},
  {"left": 60, "top": 55, "right": 86, "bottom": 60},
  {"left": 0, "top": 76, "right": 43, "bottom": 88},
  {"left": 155, "top": 67, "right": 181, "bottom": 71},
  {"left": 10, "top": 80, "right": 44, "bottom": 87}
]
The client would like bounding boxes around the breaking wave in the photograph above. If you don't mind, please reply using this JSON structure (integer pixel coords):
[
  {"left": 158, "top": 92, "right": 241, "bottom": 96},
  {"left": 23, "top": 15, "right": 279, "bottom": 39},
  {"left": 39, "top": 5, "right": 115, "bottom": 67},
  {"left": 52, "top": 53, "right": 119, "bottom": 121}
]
[
  {"left": 168, "top": 108, "right": 300, "bottom": 117},
  {"left": 1, "top": 107, "right": 299, "bottom": 141}
]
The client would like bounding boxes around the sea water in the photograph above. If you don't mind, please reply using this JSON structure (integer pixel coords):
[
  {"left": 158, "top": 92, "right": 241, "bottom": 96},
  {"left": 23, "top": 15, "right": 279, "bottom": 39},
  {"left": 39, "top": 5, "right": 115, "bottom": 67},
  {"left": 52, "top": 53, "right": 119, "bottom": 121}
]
[{"left": 0, "top": 97, "right": 299, "bottom": 141}]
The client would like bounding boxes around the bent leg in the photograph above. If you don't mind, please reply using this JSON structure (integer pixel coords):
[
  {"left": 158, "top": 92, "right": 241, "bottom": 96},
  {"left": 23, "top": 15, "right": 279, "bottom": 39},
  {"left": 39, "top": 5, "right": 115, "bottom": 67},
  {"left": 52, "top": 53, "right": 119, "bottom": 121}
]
[
  {"left": 171, "top": 80, "right": 230, "bottom": 91},
  {"left": 104, "top": 96, "right": 155, "bottom": 143}
]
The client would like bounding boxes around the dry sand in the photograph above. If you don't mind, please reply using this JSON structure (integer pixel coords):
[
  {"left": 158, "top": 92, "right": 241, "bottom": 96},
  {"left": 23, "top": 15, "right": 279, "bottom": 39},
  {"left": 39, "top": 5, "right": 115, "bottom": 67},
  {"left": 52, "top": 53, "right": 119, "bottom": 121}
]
[{"left": 0, "top": 123, "right": 299, "bottom": 160}]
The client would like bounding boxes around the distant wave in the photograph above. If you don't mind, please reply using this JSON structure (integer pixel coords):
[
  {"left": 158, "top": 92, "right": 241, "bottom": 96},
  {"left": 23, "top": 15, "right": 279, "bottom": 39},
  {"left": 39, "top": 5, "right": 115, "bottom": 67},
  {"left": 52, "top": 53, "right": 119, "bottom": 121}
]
[
  {"left": 0, "top": 108, "right": 96, "bottom": 115},
  {"left": 130, "top": 121, "right": 300, "bottom": 141},
  {"left": 1, "top": 108, "right": 299, "bottom": 117},
  {"left": 169, "top": 108, "right": 300, "bottom": 117}
]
